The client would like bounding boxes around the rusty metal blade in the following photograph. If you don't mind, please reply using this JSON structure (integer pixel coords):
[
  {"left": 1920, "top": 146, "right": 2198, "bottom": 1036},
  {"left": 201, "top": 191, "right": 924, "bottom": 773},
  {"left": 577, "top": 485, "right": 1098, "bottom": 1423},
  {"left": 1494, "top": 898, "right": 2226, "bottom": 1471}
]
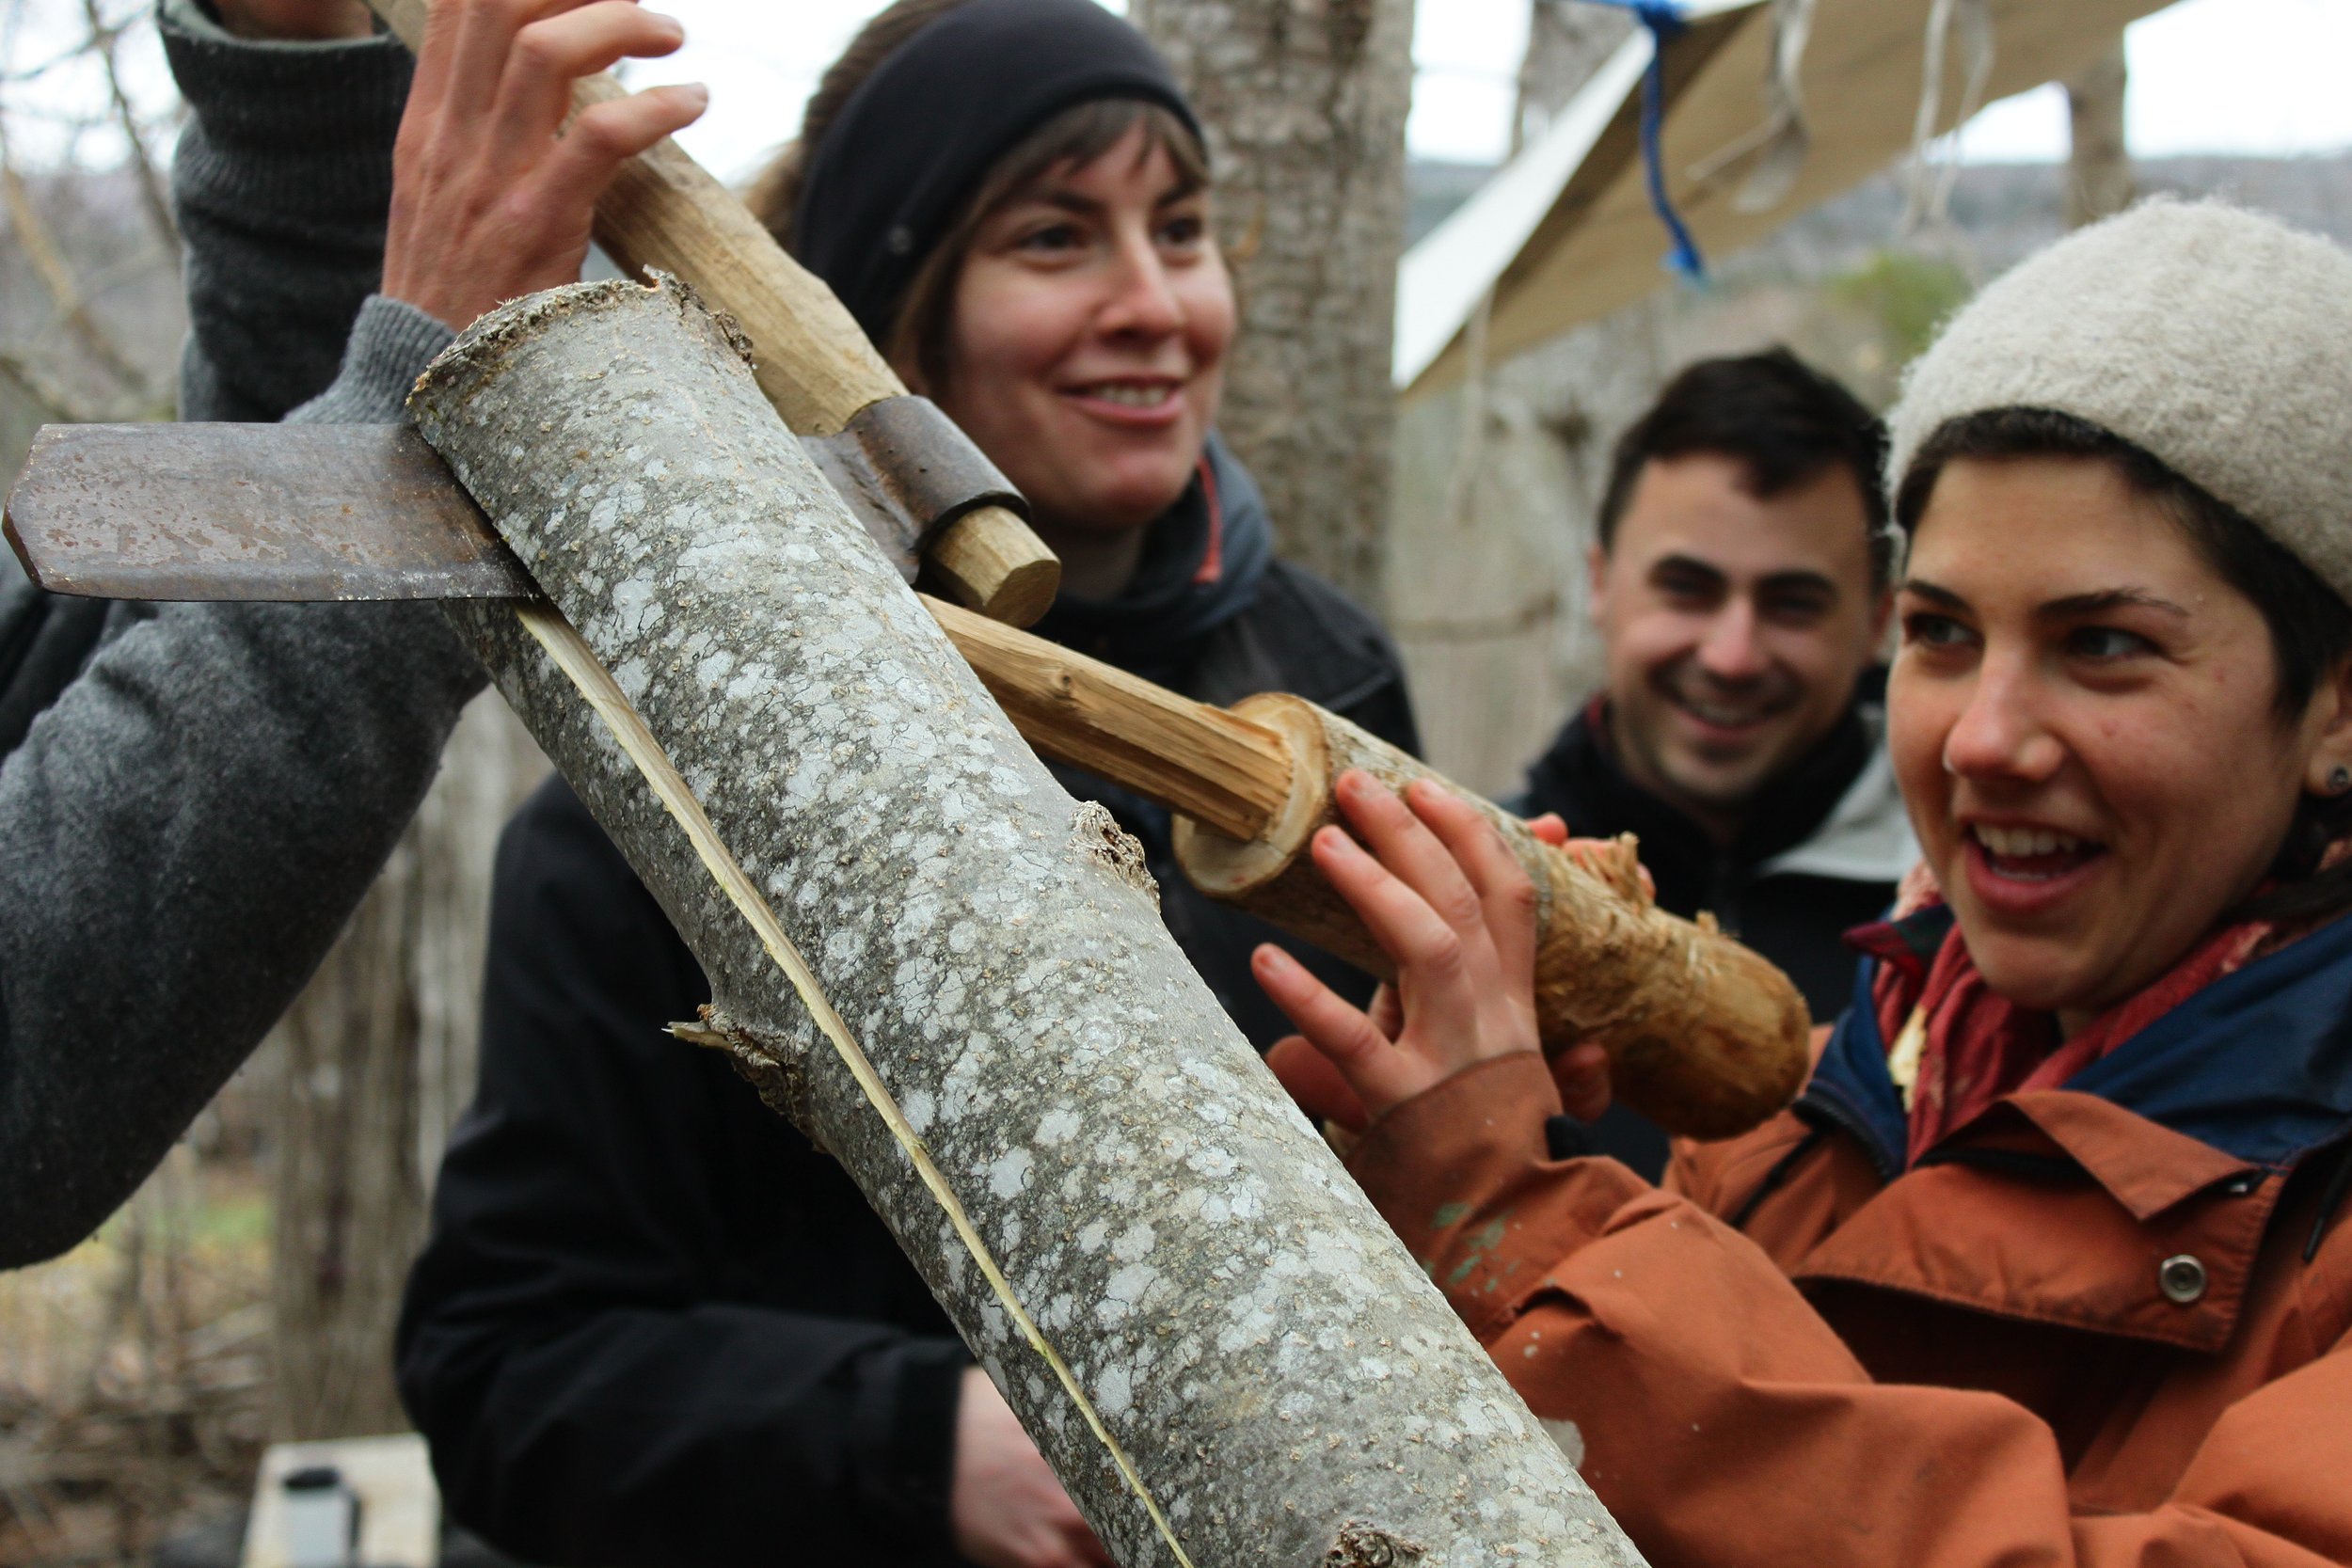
[{"left": 3, "top": 422, "right": 538, "bottom": 601}]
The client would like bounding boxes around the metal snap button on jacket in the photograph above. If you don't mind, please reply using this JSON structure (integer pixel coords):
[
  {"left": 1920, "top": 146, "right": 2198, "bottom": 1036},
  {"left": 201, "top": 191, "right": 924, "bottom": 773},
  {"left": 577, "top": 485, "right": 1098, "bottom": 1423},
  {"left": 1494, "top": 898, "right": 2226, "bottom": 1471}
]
[{"left": 2158, "top": 1254, "right": 2209, "bottom": 1305}]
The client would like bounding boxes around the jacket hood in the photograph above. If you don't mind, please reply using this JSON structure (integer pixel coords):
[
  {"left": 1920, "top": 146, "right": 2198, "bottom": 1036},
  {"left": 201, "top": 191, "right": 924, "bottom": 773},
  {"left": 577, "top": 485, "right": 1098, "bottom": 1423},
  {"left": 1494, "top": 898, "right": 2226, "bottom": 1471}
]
[
  {"left": 1756, "top": 732, "right": 1917, "bottom": 886},
  {"left": 1028, "top": 430, "right": 1273, "bottom": 689},
  {"left": 1811, "top": 903, "right": 2352, "bottom": 1179}
]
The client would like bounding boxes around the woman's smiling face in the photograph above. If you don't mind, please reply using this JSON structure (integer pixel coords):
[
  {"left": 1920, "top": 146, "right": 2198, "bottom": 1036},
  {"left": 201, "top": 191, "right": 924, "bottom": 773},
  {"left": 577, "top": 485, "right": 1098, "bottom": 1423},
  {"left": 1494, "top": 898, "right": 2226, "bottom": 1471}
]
[
  {"left": 1891, "top": 454, "right": 2348, "bottom": 1026},
  {"left": 930, "top": 122, "right": 1234, "bottom": 539}
]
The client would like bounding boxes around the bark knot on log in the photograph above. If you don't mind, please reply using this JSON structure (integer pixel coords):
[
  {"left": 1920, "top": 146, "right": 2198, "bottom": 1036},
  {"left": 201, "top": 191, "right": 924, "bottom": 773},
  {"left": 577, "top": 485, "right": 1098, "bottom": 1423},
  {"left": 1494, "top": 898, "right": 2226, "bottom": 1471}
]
[
  {"left": 670, "top": 1006, "right": 821, "bottom": 1148},
  {"left": 1073, "top": 801, "right": 1158, "bottom": 909},
  {"left": 1326, "top": 1524, "right": 1426, "bottom": 1567}
]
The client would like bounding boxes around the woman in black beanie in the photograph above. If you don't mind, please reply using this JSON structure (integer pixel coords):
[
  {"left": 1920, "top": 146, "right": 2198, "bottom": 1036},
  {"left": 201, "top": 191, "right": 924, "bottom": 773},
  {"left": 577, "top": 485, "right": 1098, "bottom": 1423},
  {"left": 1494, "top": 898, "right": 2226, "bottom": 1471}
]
[{"left": 397, "top": 5, "right": 1419, "bottom": 1567}]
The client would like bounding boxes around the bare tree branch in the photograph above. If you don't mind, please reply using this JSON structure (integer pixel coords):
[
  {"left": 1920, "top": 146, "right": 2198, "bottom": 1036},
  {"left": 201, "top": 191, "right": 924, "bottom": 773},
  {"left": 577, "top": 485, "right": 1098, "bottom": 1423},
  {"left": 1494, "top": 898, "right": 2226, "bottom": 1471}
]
[
  {"left": 0, "top": 113, "right": 150, "bottom": 395},
  {"left": 82, "top": 0, "right": 177, "bottom": 248}
]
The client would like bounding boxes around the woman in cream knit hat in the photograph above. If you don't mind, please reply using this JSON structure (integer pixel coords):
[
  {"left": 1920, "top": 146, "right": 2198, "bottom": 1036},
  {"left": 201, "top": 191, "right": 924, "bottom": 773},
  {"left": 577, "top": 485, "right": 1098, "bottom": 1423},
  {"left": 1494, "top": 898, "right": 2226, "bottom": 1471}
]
[{"left": 1254, "top": 199, "right": 2352, "bottom": 1566}]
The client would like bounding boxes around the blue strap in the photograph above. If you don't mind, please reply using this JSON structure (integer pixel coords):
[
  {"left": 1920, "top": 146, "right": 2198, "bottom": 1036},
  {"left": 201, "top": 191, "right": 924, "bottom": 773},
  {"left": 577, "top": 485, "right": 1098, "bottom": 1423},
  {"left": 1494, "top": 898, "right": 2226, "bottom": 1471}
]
[{"left": 1584, "top": 0, "right": 1707, "bottom": 282}]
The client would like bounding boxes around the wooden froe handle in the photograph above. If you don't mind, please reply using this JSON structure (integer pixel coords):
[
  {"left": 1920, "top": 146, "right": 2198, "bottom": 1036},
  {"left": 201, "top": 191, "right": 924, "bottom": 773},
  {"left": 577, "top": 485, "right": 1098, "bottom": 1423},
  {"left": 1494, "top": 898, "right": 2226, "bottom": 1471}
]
[
  {"left": 362, "top": 0, "right": 1060, "bottom": 627},
  {"left": 927, "top": 600, "right": 1813, "bottom": 1140}
]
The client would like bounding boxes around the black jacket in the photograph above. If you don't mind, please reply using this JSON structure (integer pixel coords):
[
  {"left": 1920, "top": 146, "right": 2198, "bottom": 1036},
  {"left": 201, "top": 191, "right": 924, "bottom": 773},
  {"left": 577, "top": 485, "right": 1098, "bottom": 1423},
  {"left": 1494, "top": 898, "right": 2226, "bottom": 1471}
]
[
  {"left": 395, "top": 440, "right": 1417, "bottom": 1567},
  {"left": 1519, "top": 679, "right": 1914, "bottom": 1179}
]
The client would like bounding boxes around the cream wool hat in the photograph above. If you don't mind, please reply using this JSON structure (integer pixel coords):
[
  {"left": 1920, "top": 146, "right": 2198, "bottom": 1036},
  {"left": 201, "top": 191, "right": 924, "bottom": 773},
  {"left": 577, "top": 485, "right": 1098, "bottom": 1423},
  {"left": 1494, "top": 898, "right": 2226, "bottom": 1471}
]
[{"left": 1886, "top": 198, "right": 2352, "bottom": 602}]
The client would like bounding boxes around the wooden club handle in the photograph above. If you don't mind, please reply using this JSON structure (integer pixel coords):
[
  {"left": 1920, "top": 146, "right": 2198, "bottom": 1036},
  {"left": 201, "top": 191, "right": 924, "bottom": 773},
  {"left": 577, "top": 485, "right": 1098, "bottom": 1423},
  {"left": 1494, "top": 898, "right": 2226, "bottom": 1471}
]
[{"left": 362, "top": 0, "right": 1060, "bottom": 627}]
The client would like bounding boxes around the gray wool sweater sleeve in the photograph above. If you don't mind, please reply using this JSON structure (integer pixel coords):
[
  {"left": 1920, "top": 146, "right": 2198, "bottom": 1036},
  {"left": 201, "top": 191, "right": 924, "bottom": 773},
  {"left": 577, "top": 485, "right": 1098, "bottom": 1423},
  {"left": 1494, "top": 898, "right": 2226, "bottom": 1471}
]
[{"left": 0, "top": 4, "right": 481, "bottom": 1267}]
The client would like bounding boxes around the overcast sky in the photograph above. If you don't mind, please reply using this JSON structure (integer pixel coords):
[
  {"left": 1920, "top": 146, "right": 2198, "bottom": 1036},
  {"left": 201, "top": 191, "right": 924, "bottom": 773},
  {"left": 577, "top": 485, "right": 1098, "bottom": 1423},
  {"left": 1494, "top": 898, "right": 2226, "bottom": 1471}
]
[
  {"left": 4, "top": 0, "right": 2349, "bottom": 181},
  {"left": 628, "top": 0, "right": 2352, "bottom": 182}
]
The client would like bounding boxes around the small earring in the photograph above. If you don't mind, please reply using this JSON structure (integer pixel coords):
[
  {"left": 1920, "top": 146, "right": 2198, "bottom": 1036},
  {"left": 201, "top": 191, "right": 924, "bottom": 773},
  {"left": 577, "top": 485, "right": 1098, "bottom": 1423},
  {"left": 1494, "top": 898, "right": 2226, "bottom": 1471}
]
[{"left": 2330, "top": 767, "right": 2350, "bottom": 795}]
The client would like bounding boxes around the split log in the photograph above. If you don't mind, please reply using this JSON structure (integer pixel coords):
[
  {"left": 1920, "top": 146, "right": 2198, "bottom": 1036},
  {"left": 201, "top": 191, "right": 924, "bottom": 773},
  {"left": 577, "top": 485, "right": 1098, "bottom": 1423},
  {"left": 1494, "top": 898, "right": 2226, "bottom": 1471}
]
[
  {"left": 1174, "top": 696, "right": 1810, "bottom": 1141},
  {"left": 923, "top": 603, "right": 1810, "bottom": 1139},
  {"left": 362, "top": 0, "right": 1059, "bottom": 627},
  {"left": 409, "top": 276, "right": 1642, "bottom": 1568}
]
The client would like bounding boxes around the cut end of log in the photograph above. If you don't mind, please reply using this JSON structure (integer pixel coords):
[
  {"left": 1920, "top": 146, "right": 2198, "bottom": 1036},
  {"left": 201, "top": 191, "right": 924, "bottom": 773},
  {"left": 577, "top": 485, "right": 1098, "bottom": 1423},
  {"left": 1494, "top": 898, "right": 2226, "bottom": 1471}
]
[
  {"left": 411, "top": 274, "right": 746, "bottom": 427},
  {"left": 1170, "top": 691, "right": 1333, "bottom": 899},
  {"left": 921, "top": 504, "right": 1062, "bottom": 626}
]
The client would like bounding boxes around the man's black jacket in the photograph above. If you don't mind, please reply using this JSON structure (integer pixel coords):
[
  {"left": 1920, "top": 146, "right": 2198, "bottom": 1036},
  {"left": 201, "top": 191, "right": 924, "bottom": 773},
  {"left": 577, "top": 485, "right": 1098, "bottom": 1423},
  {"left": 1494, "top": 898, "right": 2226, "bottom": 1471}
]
[
  {"left": 1521, "top": 682, "right": 1913, "bottom": 1179},
  {"left": 394, "top": 445, "right": 1417, "bottom": 1568}
]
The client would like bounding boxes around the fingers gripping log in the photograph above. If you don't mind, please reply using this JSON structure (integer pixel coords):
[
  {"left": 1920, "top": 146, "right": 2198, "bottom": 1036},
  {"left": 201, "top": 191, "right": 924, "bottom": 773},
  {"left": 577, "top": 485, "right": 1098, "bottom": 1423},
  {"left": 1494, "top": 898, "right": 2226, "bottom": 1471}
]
[
  {"left": 410, "top": 276, "right": 1642, "bottom": 1568},
  {"left": 929, "top": 606, "right": 1811, "bottom": 1140},
  {"left": 1177, "top": 697, "right": 1811, "bottom": 1140},
  {"left": 361, "top": 0, "right": 1059, "bottom": 626}
]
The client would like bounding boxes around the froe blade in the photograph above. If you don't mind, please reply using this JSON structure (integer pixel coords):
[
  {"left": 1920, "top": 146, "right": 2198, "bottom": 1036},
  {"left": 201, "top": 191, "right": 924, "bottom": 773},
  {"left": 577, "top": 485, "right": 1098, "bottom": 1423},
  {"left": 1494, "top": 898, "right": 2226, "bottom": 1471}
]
[{"left": 3, "top": 422, "right": 536, "bottom": 602}]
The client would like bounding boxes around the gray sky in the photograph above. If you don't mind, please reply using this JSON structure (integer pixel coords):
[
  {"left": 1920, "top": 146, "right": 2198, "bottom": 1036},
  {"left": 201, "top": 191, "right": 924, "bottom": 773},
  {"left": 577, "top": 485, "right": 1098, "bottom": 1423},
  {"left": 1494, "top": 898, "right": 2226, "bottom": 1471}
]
[
  {"left": 3, "top": 0, "right": 2348, "bottom": 181},
  {"left": 630, "top": 0, "right": 2352, "bottom": 182}
]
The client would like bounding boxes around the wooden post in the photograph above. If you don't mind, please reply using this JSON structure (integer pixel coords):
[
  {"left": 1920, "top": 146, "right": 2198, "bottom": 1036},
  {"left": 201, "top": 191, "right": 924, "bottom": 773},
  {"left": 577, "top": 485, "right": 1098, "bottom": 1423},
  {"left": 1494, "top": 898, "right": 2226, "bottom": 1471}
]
[
  {"left": 409, "top": 276, "right": 1642, "bottom": 1568},
  {"left": 924, "top": 604, "right": 1811, "bottom": 1139},
  {"left": 360, "top": 0, "right": 1059, "bottom": 627}
]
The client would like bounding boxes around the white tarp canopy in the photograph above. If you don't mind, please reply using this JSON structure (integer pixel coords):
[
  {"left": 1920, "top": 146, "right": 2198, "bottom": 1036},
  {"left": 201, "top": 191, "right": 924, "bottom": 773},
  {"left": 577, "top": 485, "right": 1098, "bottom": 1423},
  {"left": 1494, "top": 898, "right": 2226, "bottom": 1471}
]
[{"left": 1396, "top": 0, "right": 2177, "bottom": 402}]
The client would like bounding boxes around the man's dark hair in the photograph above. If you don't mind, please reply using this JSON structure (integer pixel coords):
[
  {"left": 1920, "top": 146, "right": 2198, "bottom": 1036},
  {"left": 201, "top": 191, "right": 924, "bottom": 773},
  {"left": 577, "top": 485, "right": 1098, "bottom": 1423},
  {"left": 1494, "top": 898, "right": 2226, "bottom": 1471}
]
[{"left": 1597, "top": 349, "right": 1891, "bottom": 589}]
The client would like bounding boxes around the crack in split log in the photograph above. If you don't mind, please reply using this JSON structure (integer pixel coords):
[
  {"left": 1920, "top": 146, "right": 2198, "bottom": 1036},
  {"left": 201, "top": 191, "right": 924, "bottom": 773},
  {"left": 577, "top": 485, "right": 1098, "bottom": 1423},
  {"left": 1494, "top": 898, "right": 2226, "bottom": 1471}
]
[{"left": 510, "top": 600, "right": 1201, "bottom": 1568}]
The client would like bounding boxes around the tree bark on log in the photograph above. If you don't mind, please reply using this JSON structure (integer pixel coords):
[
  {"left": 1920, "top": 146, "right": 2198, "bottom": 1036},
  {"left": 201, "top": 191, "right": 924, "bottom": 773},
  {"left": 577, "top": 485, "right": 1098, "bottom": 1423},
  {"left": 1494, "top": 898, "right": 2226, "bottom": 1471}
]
[
  {"left": 408, "top": 276, "right": 1642, "bottom": 1568},
  {"left": 1134, "top": 0, "right": 1416, "bottom": 610}
]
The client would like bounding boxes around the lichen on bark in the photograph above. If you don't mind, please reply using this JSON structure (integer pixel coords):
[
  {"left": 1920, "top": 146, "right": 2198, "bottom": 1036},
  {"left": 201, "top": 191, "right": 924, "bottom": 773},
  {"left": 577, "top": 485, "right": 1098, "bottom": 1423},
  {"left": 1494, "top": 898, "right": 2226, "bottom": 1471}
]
[{"left": 414, "top": 275, "right": 1643, "bottom": 1567}]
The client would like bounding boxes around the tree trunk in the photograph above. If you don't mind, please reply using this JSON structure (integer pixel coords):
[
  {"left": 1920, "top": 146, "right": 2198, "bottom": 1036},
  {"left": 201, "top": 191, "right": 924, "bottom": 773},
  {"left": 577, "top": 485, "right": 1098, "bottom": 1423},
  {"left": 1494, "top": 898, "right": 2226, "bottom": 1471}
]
[
  {"left": 1385, "top": 3, "right": 1657, "bottom": 791},
  {"left": 1134, "top": 0, "right": 1417, "bottom": 611},
  {"left": 1514, "top": 0, "right": 1634, "bottom": 154},
  {"left": 2065, "top": 41, "right": 2134, "bottom": 230},
  {"left": 409, "top": 276, "right": 1641, "bottom": 1568},
  {"left": 265, "top": 695, "right": 546, "bottom": 1442}
]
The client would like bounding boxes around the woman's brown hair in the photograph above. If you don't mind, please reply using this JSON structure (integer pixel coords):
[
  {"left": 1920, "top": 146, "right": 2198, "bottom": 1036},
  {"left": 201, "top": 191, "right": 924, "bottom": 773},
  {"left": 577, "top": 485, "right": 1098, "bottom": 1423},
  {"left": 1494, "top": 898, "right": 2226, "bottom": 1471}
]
[{"left": 746, "top": 0, "right": 1212, "bottom": 393}]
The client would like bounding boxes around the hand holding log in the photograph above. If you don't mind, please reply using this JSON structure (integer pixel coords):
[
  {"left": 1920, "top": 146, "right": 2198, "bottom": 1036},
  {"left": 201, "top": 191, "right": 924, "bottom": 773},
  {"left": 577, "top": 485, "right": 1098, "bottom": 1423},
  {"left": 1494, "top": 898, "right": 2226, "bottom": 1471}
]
[
  {"left": 362, "top": 0, "right": 1058, "bottom": 624},
  {"left": 1175, "top": 697, "right": 1810, "bottom": 1139},
  {"left": 929, "top": 604, "right": 1812, "bottom": 1139}
]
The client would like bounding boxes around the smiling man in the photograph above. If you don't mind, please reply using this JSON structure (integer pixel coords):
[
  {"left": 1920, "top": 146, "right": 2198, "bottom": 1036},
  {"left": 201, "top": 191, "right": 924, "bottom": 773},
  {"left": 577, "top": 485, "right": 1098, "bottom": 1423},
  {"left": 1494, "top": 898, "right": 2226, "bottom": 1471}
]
[{"left": 1520, "top": 350, "right": 1916, "bottom": 1176}]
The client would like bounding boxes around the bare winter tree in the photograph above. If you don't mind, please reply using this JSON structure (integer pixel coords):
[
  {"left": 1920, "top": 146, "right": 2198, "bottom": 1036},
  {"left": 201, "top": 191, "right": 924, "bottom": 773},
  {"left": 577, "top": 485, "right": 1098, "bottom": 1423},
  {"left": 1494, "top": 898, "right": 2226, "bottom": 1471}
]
[
  {"left": 265, "top": 701, "right": 546, "bottom": 1442},
  {"left": 1383, "top": 1, "right": 1659, "bottom": 791},
  {"left": 0, "top": 0, "right": 551, "bottom": 1450},
  {"left": 0, "top": 0, "right": 183, "bottom": 455},
  {"left": 1514, "top": 0, "right": 1633, "bottom": 154},
  {"left": 1132, "top": 0, "right": 1417, "bottom": 610},
  {"left": 2065, "top": 41, "right": 2134, "bottom": 229}
]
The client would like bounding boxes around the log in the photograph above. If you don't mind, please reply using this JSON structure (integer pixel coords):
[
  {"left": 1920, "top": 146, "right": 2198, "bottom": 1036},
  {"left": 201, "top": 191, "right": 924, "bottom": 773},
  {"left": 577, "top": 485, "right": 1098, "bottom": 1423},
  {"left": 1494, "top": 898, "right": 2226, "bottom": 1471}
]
[
  {"left": 361, "top": 0, "right": 1060, "bottom": 627},
  {"left": 1174, "top": 695, "right": 1811, "bottom": 1141},
  {"left": 918, "top": 601, "right": 1810, "bottom": 1139},
  {"left": 409, "top": 276, "right": 1642, "bottom": 1568}
]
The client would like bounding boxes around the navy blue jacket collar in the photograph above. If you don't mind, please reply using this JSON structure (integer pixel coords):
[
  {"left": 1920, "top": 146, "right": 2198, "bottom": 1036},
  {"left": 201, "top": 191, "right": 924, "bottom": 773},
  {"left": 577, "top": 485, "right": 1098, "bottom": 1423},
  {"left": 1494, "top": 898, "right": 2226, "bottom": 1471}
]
[{"left": 1806, "top": 907, "right": 2352, "bottom": 1179}]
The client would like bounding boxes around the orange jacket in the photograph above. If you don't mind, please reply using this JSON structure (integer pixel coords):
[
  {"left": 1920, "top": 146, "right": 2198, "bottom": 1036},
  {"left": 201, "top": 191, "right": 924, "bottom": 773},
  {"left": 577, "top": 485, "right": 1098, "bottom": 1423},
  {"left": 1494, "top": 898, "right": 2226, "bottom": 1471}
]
[{"left": 1346, "top": 948, "right": 2352, "bottom": 1566}]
